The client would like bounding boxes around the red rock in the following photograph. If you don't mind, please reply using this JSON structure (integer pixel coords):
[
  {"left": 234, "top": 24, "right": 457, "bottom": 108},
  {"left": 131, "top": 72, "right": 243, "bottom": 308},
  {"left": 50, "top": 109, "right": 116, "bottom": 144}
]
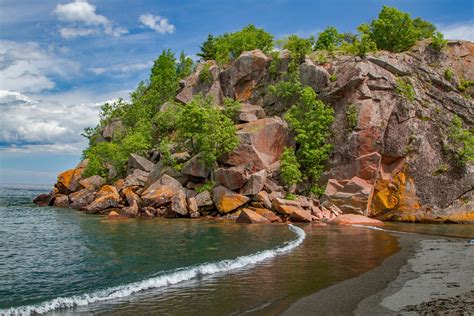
[
  {"left": 272, "top": 198, "right": 303, "bottom": 215},
  {"left": 256, "top": 191, "right": 272, "bottom": 209},
  {"left": 330, "top": 214, "right": 384, "bottom": 226},
  {"left": 187, "top": 197, "right": 198, "bottom": 213},
  {"left": 236, "top": 208, "right": 270, "bottom": 224},
  {"left": 69, "top": 187, "right": 96, "bottom": 209},
  {"left": 289, "top": 209, "right": 312, "bottom": 222},
  {"left": 221, "top": 117, "right": 290, "bottom": 172},
  {"left": 250, "top": 207, "right": 282, "bottom": 222},
  {"left": 181, "top": 154, "right": 211, "bottom": 178},
  {"left": 240, "top": 170, "right": 267, "bottom": 195},
  {"left": 328, "top": 152, "right": 381, "bottom": 184},
  {"left": 215, "top": 165, "right": 249, "bottom": 190},
  {"left": 127, "top": 153, "right": 154, "bottom": 173},
  {"left": 176, "top": 60, "right": 223, "bottom": 104},
  {"left": 53, "top": 194, "right": 69, "bottom": 207},
  {"left": 85, "top": 185, "right": 121, "bottom": 214},
  {"left": 79, "top": 175, "right": 105, "bottom": 190},
  {"left": 212, "top": 186, "right": 250, "bottom": 214},
  {"left": 170, "top": 190, "right": 188, "bottom": 216},
  {"left": 55, "top": 167, "right": 84, "bottom": 194},
  {"left": 33, "top": 193, "right": 53, "bottom": 206},
  {"left": 195, "top": 190, "right": 214, "bottom": 207},
  {"left": 324, "top": 176, "right": 374, "bottom": 215}
]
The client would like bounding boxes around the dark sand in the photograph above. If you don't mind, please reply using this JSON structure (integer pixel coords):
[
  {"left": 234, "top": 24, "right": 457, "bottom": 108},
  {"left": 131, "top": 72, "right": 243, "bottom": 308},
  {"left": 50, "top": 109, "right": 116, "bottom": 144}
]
[{"left": 283, "top": 228, "right": 474, "bottom": 315}]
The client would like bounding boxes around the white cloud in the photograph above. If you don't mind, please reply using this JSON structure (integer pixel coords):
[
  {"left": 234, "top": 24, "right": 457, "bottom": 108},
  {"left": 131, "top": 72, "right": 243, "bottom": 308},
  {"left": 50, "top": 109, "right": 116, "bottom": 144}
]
[
  {"left": 0, "top": 90, "right": 104, "bottom": 153},
  {"left": 139, "top": 13, "right": 175, "bottom": 34},
  {"left": 89, "top": 61, "right": 153, "bottom": 75},
  {"left": 54, "top": 0, "right": 128, "bottom": 38},
  {"left": 0, "top": 40, "right": 79, "bottom": 93},
  {"left": 438, "top": 21, "right": 474, "bottom": 42}
]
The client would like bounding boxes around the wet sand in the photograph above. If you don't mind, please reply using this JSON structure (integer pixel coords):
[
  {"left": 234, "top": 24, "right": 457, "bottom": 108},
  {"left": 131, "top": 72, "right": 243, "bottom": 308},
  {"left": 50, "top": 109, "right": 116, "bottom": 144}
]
[{"left": 283, "top": 228, "right": 474, "bottom": 315}]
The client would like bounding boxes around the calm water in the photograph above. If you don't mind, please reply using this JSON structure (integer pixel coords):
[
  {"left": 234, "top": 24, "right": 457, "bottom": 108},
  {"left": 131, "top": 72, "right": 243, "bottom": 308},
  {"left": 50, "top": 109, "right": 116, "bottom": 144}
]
[{"left": 1, "top": 184, "right": 471, "bottom": 315}]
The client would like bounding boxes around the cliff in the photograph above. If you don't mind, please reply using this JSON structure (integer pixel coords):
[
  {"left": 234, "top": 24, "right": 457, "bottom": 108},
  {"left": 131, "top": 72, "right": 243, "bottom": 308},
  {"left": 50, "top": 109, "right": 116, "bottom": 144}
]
[{"left": 34, "top": 40, "right": 474, "bottom": 224}]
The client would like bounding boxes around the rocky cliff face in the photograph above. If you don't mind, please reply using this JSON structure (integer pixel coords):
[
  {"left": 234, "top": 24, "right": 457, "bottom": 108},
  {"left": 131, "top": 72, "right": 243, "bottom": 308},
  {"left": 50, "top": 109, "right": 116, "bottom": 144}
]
[{"left": 35, "top": 40, "right": 473, "bottom": 224}]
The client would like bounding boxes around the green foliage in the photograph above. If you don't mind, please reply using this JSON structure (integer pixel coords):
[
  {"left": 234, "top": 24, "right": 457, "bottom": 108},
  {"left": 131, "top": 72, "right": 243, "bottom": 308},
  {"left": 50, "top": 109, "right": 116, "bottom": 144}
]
[
  {"left": 444, "top": 68, "right": 454, "bottom": 81},
  {"left": 176, "top": 95, "right": 239, "bottom": 166},
  {"left": 364, "top": 6, "right": 434, "bottom": 52},
  {"left": 197, "top": 25, "right": 274, "bottom": 64},
  {"left": 329, "top": 74, "right": 337, "bottom": 82},
  {"left": 448, "top": 115, "right": 474, "bottom": 167},
  {"left": 285, "top": 193, "right": 297, "bottom": 200},
  {"left": 152, "top": 102, "right": 183, "bottom": 141},
  {"left": 279, "top": 147, "right": 302, "bottom": 187},
  {"left": 177, "top": 51, "right": 194, "bottom": 79},
  {"left": 222, "top": 97, "right": 241, "bottom": 121},
  {"left": 430, "top": 32, "right": 448, "bottom": 52},
  {"left": 347, "top": 33, "right": 378, "bottom": 57},
  {"left": 314, "top": 27, "right": 342, "bottom": 52},
  {"left": 150, "top": 49, "right": 179, "bottom": 107},
  {"left": 396, "top": 77, "right": 416, "bottom": 102},
  {"left": 268, "top": 51, "right": 280, "bottom": 77},
  {"left": 196, "top": 181, "right": 215, "bottom": 193},
  {"left": 432, "top": 164, "right": 449, "bottom": 176},
  {"left": 309, "top": 184, "right": 326, "bottom": 197},
  {"left": 285, "top": 87, "right": 334, "bottom": 183},
  {"left": 198, "top": 63, "right": 214, "bottom": 85},
  {"left": 457, "top": 79, "right": 474, "bottom": 93},
  {"left": 278, "top": 34, "right": 312, "bottom": 62},
  {"left": 158, "top": 137, "right": 174, "bottom": 166},
  {"left": 346, "top": 104, "right": 358, "bottom": 132}
]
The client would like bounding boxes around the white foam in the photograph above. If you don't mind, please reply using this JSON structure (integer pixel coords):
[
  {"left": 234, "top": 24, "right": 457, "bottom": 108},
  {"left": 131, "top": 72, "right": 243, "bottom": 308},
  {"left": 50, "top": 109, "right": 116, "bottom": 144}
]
[
  {"left": 1, "top": 224, "right": 305, "bottom": 315},
  {"left": 352, "top": 224, "right": 412, "bottom": 234}
]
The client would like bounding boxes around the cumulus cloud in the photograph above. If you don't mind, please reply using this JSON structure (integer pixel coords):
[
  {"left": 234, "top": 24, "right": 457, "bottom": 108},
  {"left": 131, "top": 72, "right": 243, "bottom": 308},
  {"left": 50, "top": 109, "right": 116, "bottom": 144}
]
[
  {"left": 0, "top": 90, "right": 103, "bottom": 153},
  {"left": 0, "top": 40, "right": 79, "bottom": 93},
  {"left": 54, "top": 0, "right": 128, "bottom": 38},
  {"left": 438, "top": 21, "right": 474, "bottom": 42},
  {"left": 89, "top": 61, "right": 153, "bottom": 75},
  {"left": 139, "top": 13, "right": 175, "bottom": 34}
]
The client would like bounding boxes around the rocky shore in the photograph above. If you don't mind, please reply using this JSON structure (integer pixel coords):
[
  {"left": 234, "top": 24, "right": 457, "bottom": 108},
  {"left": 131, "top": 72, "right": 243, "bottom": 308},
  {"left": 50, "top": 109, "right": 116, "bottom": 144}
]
[{"left": 34, "top": 40, "right": 473, "bottom": 224}]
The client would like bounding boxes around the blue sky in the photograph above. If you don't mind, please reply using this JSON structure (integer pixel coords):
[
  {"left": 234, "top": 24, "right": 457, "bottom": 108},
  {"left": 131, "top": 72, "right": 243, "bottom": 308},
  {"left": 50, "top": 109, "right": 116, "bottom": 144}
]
[{"left": 0, "top": 0, "right": 473, "bottom": 184}]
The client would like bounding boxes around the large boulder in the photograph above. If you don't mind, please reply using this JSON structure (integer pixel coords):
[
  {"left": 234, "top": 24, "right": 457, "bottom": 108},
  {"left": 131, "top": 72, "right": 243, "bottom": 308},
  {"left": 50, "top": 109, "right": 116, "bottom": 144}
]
[
  {"left": 330, "top": 214, "right": 384, "bottom": 226},
  {"left": 176, "top": 60, "right": 223, "bottom": 104},
  {"left": 250, "top": 207, "right": 281, "bottom": 222},
  {"left": 127, "top": 154, "right": 154, "bottom": 173},
  {"left": 170, "top": 190, "right": 188, "bottom": 216},
  {"left": 69, "top": 187, "right": 96, "bottom": 209},
  {"left": 79, "top": 175, "right": 105, "bottom": 190},
  {"left": 33, "top": 193, "right": 53, "bottom": 206},
  {"left": 212, "top": 186, "right": 250, "bottom": 214},
  {"left": 289, "top": 209, "right": 312, "bottom": 222},
  {"left": 237, "top": 104, "right": 266, "bottom": 123},
  {"left": 272, "top": 198, "right": 304, "bottom": 216},
  {"left": 53, "top": 194, "right": 69, "bottom": 208},
  {"left": 324, "top": 176, "right": 374, "bottom": 215},
  {"left": 220, "top": 49, "right": 270, "bottom": 101},
  {"left": 141, "top": 175, "right": 183, "bottom": 207},
  {"left": 124, "top": 169, "right": 149, "bottom": 187},
  {"left": 240, "top": 170, "right": 267, "bottom": 195},
  {"left": 220, "top": 117, "right": 290, "bottom": 172},
  {"left": 102, "top": 118, "right": 124, "bottom": 141},
  {"left": 236, "top": 208, "right": 270, "bottom": 224},
  {"left": 299, "top": 57, "right": 330, "bottom": 93},
  {"left": 85, "top": 185, "right": 120, "bottom": 214},
  {"left": 55, "top": 167, "right": 84, "bottom": 194},
  {"left": 215, "top": 165, "right": 249, "bottom": 190},
  {"left": 181, "top": 154, "right": 211, "bottom": 178},
  {"left": 195, "top": 190, "right": 214, "bottom": 207}
]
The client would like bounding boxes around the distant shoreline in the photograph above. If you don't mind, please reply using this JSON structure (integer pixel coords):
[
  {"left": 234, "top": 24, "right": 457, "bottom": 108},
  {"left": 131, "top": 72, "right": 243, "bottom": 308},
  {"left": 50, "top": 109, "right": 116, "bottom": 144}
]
[{"left": 283, "top": 229, "right": 473, "bottom": 315}]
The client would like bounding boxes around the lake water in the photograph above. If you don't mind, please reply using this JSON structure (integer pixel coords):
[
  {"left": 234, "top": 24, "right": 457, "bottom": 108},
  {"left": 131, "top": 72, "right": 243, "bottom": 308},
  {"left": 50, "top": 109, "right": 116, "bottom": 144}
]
[{"left": 1, "top": 184, "right": 471, "bottom": 315}]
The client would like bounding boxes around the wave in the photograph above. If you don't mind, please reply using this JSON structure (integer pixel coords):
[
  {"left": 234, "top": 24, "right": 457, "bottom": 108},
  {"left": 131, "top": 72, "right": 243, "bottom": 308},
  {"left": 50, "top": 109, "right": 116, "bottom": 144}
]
[
  {"left": 1, "top": 224, "right": 306, "bottom": 315},
  {"left": 352, "top": 224, "right": 412, "bottom": 234}
]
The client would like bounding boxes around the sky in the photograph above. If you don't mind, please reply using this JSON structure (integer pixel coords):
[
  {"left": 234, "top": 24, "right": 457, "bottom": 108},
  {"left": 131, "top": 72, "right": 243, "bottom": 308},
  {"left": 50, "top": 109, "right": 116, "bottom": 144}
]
[{"left": 0, "top": 0, "right": 473, "bottom": 185}]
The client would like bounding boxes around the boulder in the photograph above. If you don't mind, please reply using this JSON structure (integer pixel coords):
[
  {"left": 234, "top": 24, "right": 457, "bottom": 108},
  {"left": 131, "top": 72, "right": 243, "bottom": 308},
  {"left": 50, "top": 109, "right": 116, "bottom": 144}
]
[
  {"left": 330, "top": 214, "right": 384, "bottom": 226},
  {"left": 141, "top": 175, "right": 183, "bottom": 207},
  {"left": 33, "top": 193, "right": 53, "bottom": 206},
  {"left": 240, "top": 170, "right": 266, "bottom": 195},
  {"left": 212, "top": 186, "right": 250, "bottom": 214},
  {"left": 107, "top": 210, "right": 123, "bottom": 220},
  {"left": 272, "top": 198, "right": 304, "bottom": 215},
  {"left": 324, "top": 176, "right": 374, "bottom": 215},
  {"left": 181, "top": 154, "right": 211, "bottom": 178},
  {"left": 251, "top": 207, "right": 281, "bottom": 222},
  {"left": 102, "top": 118, "right": 124, "bottom": 141},
  {"left": 187, "top": 197, "right": 199, "bottom": 213},
  {"left": 215, "top": 165, "right": 249, "bottom": 190},
  {"left": 148, "top": 161, "right": 188, "bottom": 185},
  {"left": 195, "top": 190, "right": 214, "bottom": 207},
  {"left": 170, "top": 190, "right": 188, "bottom": 216},
  {"left": 328, "top": 152, "right": 382, "bottom": 184},
  {"left": 55, "top": 167, "right": 84, "bottom": 194},
  {"left": 127, "top": 154, "right": 154, "bottom": 173},
  {"left": 289, "top": 209, "right": 312, "bottom": 222},
  {"left": 256, "top": 191, "right": 272, "bottom": 209},
  {"left": 122, "top": 187, "right": 142, "bottom": 208},
  {"left": 69, "top": 188, "right": 96, "bottom": 209},
  {"left": 85, "top": 185, "right": 121, "bottom": 214},
  {"left": 124, "top": 169, "right": 149, "bottom": 187},
  {"left": 221, "top": 117, "right": 290, "bottom": 172},
  {"left": 171, "top": 152, "right": 191, "bottom": 163},
  {"left": 220, "top": 49, "right": 270, "bottom": 101},
  {"left": 79, "top": 175, "right": 105, "bottom": 190},
  {"left": 237, "top": 104, "right": 266, "bottom": 123},
  {"left": 299, "top": 58, "right": 330, "bottom": 93},
  {"left": 53, "top": 194, "right": 69, "bottom": 207},
  {"left": 236, "top": 208, "right": 270, "bottom": 224},
  {"left": 176, "top": 60, "right": 223, "bottom": 104}
]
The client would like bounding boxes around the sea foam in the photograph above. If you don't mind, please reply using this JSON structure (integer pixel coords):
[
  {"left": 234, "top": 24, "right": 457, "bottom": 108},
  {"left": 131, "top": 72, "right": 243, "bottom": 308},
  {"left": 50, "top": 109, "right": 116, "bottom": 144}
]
[{"left": 2, "top": 224, "right": 305, "bottom": 315}]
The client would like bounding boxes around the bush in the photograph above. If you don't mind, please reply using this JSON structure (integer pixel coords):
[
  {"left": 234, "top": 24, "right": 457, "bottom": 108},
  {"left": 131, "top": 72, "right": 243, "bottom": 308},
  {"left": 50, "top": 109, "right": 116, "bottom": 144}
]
[
  {"left": 149, "top": 49, "right": 179, "bottom": 107},
  {"left": 444, "top": 68, "right": 454, "bottom": 81},
  {"left": 198, "top": 63, "right": 214, "bottom": 85},
  {"left": 430, "top": 32, "right": 448, "bottom": 53},
  {"left": 285, "top": 87, "right": 334, "bottom": 182},
  {"left": 346, "top": 104, "right": 358, "bottom": 132},
  {"left": 314, "top": 26, "right": 342, "bottom": 52},
  {"left": 449, "top": 115, "right": 474, "bottom": 167},
  {"left": 152, "top": 102, "right": 183, "bottom": 141},
  {"left": 222, "top": 97, "right": 241, "bottom": 121},
  {"left": 278, "top": 34, "right": 312, "bottom": 62},
  {"left": 197, "top": 25, "right": 274, "bottom": 64},
  {"left": 457, "top": 79, "right": 474, "bottom": 93},
  {"left": 364, "top": 6, "right": 434, "bottom": 52},
  {"left": 176, "top": 95, "right": 239, "bottom": 166},
  {"left": 347, "top": 33, "right": 377, "bottom": 57},
  {"left": 280, "top": 147, "right": 302, "bottom": 187},
  {"left": 177, "top": 51, "right": 194, "bottom": 79},
  {"left": 396, "top": 77, "right": 416, "bottom": 102}
]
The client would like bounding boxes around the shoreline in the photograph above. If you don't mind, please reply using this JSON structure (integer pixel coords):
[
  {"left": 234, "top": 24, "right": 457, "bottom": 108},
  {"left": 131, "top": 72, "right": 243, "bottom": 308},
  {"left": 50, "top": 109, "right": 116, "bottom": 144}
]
[{"left": 282, "top": 228, "right": 474, "bottom": 315}]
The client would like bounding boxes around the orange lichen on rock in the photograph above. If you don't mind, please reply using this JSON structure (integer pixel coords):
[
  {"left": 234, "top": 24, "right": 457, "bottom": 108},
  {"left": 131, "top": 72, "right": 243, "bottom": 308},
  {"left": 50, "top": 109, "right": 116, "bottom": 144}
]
[{"left": 56, "top": 168, "right": 84, "bottom": 194}]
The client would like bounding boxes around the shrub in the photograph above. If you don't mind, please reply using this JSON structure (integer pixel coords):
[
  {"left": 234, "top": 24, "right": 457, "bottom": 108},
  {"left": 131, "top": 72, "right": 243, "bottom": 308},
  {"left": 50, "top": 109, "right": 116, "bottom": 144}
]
[
  {"left": 196, "top": 181, "right": 215, "bottom": 193},
  {"left": 278, "top": 34, "right": 312, "bottom": 62},
  {"left": 176, "top": 95, "right": 239, "bottom": 166},
  {"left": 347, "top": 33, "right": 377, "bottom": 57},
  {"left": 314, "top": 26, "right": 342, "bottom": 52},
  {"left": 430, "top": 32, "right": 448, "bottom": 53},
  {"left": 177, "top": 51, "right": 194, "bottom": 79},
  {"left": 279, "top": 147, "right": 302, "bottom": 187},
  {"left": 448, "top": 115, "right": 474, "bottom": 167},
  {"left": 457, "top": 79, "right": 474, "bottom": 93},
  {"left": 285, "top": 87, "right": 334, "bottom": 182},
  {"left": 149, "top": 49, "right": 179, "bottom": 107},
  {"left": 444, "top": 68, "right": 454, "bottom": 81},
  {"left": 222, "top": 97, "right": 241, "bottom": 121},
  {"left": 329, "top": 74, "right": 337, "bottom": 82},
  {"left": 197, "top": 25, "right": 274, "bottom": 64},
  {"left": 364, "top": 6, "right": 434, "bottom": 52},
  {"left": 285, "top": 193, "right": 297, "bottom": 200},
  {"left": 396, "top": 77, "right": 416, "bottom": 102},
  {"left": 152, "top": 102, "right": 183, "bottom": 141},
  {"left": 198, "top": 63, "right": 213, "bottom": 85},
  {"left": 346, "top": 104, "right": 358, "bottom": 132}
]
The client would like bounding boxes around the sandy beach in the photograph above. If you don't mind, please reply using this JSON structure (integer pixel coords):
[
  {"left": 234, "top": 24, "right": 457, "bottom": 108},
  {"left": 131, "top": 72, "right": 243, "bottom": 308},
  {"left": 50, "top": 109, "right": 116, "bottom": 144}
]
[{"left": 283, "top": 228, "right": 474, "bottom": 315}]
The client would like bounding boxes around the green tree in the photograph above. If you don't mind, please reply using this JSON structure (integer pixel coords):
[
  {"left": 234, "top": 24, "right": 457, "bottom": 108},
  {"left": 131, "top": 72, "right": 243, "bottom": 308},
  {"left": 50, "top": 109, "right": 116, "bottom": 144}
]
[
  {"left": 177, "top": 51, "right": 194, "bottom": 79},
  {"left": 413, "top": 17, "right": 436, "bottom": 40},
  {"left": 314, "top": 26, "right": 342, "bottom": 52},
  {"left": 280, "top": 147, "right": 302, "bottom": 187},
  {"left": 150, "top": 49, "right": 179, "bottom": 107},
  {"left": 278, "top": 34, "right": 312, "bottom": 62},
  {"left": 449, "top": 115, "right": 474, "bottom": 167},
  {"left": 430, "top": 31, "right": 448, "bottom": 53}
]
